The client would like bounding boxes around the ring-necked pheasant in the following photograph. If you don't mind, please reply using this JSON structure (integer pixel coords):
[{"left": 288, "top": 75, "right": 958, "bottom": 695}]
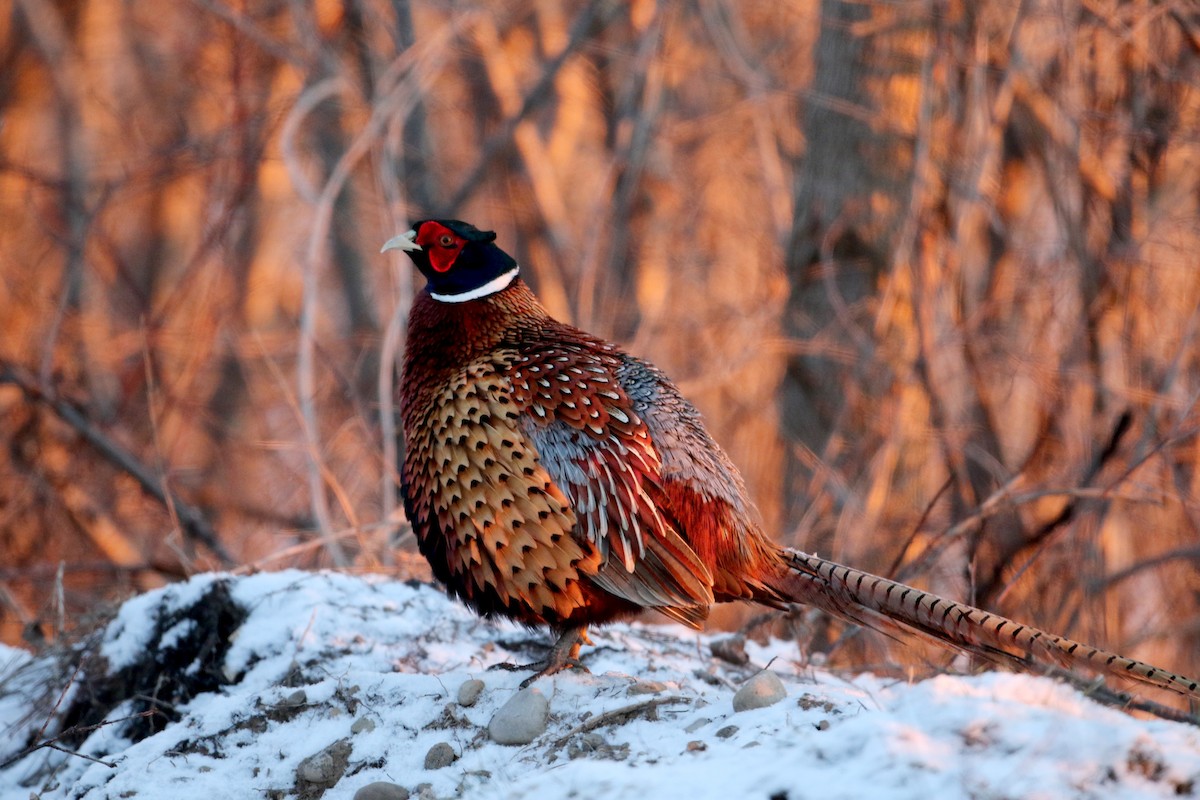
[{"left": 383, "top": 219, "right": 1200, "bottom": 704}]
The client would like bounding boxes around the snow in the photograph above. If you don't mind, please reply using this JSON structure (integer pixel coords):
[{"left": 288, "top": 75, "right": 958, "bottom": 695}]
[
  {"left": 2, "top": 571, "right": 1198, "bottom": 799},
  {"left": 98, "top": 576, "right": 217, "bottom": 670}
]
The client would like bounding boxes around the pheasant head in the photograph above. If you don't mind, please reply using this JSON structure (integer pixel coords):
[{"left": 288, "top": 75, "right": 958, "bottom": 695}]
[{"left": 381, "top": 219, "right": 519, "bottom": 303}]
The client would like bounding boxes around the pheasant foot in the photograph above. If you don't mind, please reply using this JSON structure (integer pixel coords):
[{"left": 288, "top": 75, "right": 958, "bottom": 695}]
[{"left": 489, "top": 626, "right": 590, "bottom": 688}]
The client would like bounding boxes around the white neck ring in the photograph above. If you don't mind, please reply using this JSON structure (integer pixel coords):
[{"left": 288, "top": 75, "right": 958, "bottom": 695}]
[{"left": 430, "top": 267, "right": 519, "bottom": 303}]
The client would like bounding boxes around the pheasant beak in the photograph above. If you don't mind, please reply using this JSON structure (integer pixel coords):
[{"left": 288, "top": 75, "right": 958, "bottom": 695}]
[{"left": 381, "top": 229, "right": 422, "bottom": 253}]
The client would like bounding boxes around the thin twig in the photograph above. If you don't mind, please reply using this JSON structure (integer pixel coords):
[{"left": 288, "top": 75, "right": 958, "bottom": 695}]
[
  {"left": 230, "top": 522, "right": 388, "bottom": 575},
  {"left": 43, "top": 743, "right": 117, "bottom": 768},
  {"left": 550, "top": 696, "right": 688, "bottom": 747},
  {"left": 886, "top": 476, "right": 952, "bottom": 578},
  {"left": 1, "top": 711, "right": 158, "bottom": 770}
]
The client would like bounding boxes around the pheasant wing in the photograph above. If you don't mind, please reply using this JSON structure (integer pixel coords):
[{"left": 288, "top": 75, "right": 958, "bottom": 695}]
[{"left": 508, "top": 339, "right": 715, "bottom": 626}]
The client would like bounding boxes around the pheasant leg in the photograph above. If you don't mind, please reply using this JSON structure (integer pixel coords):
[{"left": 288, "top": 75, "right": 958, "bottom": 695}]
[{"left": 491, "top": 626, "right": 591, "bottom": 687}]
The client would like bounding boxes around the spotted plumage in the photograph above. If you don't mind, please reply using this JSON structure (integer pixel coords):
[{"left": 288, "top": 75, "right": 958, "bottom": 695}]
[{"left": 383, "top": 220, "right": 1200, "bottom": 704}]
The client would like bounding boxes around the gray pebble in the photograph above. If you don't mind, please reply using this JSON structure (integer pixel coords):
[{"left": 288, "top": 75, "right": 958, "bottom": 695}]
[
  {"left": 282, "top": 689, "right": 307, "bottom": 707},
  {"left": 684, "top": 717, "right": 711, "bottom": 733},
  {"left": 353, "top": 782, "right": 410, "bottom": 800},
  {"left": 297, "top": 739, "right": 353, "bottom": 786},
  {"left": 424, "top": 741, "right": 457, "bottom": 770},
  {"left": 457, "top": 678, "right": 485, "bottom": 707},
  {"left": 716, "top": 724, "right": 738, "bottom": 738},
  {"left": 351, "top": 716, "right": 376, "bottom": 734},
  {"left": 733, "top": 670, "right": 787, "bottom": 712},
  {"left": 488, "top": 687, "right": 549, "bottom": 745}
]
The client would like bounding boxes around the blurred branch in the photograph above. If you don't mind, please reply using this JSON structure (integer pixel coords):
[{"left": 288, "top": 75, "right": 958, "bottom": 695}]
[
  {"left": 0, "top": 561, "right": 187, "bottom": 583},
  {"left": 985, "top": 412, "right": 1132, "bottom": 604},
  {"left": 893, "top": 412, "right": 1133, "bottom": 591},
  {"left": 471, "top": 16, "right": 575, "bottom": 315},
  {"left": 186, "top": 0, "right": 302, "bottom": 66},
  {"left": 378, "top": 291, "right": 407, "bottom": 546},
  {"left": 374, "top": 4, "right": 453, "bottom": 534},
  {"left": 439, "top": 0, "right": 618, "bottom": 214},
  {"left": 577, "top": 6, "right": 665, "bottom": 331},
  {"left": 0, "top": 361, "right": 233, "bottom": 565},
  {"left": 50, "top": 468, "right": 148, "bottom": 569},
  {"left": 386, "top": 0, "right": 438, "bottom": 212},
  {"left": 16, "top": 0, "right": 89, "bottom": 388},
  {"left": 1101, "top": 544, "right": 1200, "bottom": 594},
  {"left": 227, "top": 520, "right": 427, "bottom": 576},
  {"left": 1169, "top": 9, "right": 1200, "bottom": 55},
  {"left": 285, "top": 19, "right": 467, "bottom": 565},
  {"left": 0, "top": 582, "right": 33, "bottom": 628},
  {"left": 699, "top": 0, "right": 791, "bottom": 239}
]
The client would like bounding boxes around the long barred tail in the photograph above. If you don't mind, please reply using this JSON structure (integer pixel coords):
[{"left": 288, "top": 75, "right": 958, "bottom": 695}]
[{"left": 779, "top": 548, "right": 1200, "bottom": 701}]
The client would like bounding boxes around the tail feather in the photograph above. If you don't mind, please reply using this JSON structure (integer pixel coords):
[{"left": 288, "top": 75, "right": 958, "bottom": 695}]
[{"left": 777, "top": 548, "right": 1200, "bottom": 701}]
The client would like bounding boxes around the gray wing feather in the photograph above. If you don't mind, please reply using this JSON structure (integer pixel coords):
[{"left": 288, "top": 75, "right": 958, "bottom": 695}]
[
  {"left": 616, "top": 355, "right": 757, "bottom": 521},
  {"left": 515, "top": 350, "right": 716, "bottom": 621}
]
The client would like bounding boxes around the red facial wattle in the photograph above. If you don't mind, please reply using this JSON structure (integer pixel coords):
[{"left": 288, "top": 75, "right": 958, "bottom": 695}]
[{"left": 415, "top": 221, "right": 463, "bottom": 273}]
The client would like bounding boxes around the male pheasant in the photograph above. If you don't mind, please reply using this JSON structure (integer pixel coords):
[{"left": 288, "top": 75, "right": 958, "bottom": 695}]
[{"left": 383, "top": 219, "right": 1200, "bottom": 704}]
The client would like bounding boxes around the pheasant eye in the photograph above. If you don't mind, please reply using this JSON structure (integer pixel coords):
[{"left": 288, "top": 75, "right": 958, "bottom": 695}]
[{"left": 439, "top": 234, "right": 456, "bottom": 247}]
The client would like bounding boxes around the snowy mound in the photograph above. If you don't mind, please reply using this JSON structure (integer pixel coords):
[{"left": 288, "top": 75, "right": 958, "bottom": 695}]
[{"left": 2, "top": 571, "right": 1199, "bottom": 800}]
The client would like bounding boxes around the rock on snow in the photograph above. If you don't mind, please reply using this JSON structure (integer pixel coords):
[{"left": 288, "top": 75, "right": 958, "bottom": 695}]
[
  {"left": 487, "top": 688, "right": 550, "bottom": 745},
  {"left": 2, "top": 570, "right": 1199, "bottom": 800},
  {"left": 732, "top": 670, "right": 788, "bottom": 712}
]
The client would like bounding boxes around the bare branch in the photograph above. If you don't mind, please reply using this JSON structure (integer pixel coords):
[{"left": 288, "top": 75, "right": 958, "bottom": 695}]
[{"left": 0, "top": 361, "right": 232, "bottom": 564}]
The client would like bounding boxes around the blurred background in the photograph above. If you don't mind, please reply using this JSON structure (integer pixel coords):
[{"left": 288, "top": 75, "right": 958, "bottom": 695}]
[{"left": 2, "top": 0, "right": 1199, "bottom": 689}]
